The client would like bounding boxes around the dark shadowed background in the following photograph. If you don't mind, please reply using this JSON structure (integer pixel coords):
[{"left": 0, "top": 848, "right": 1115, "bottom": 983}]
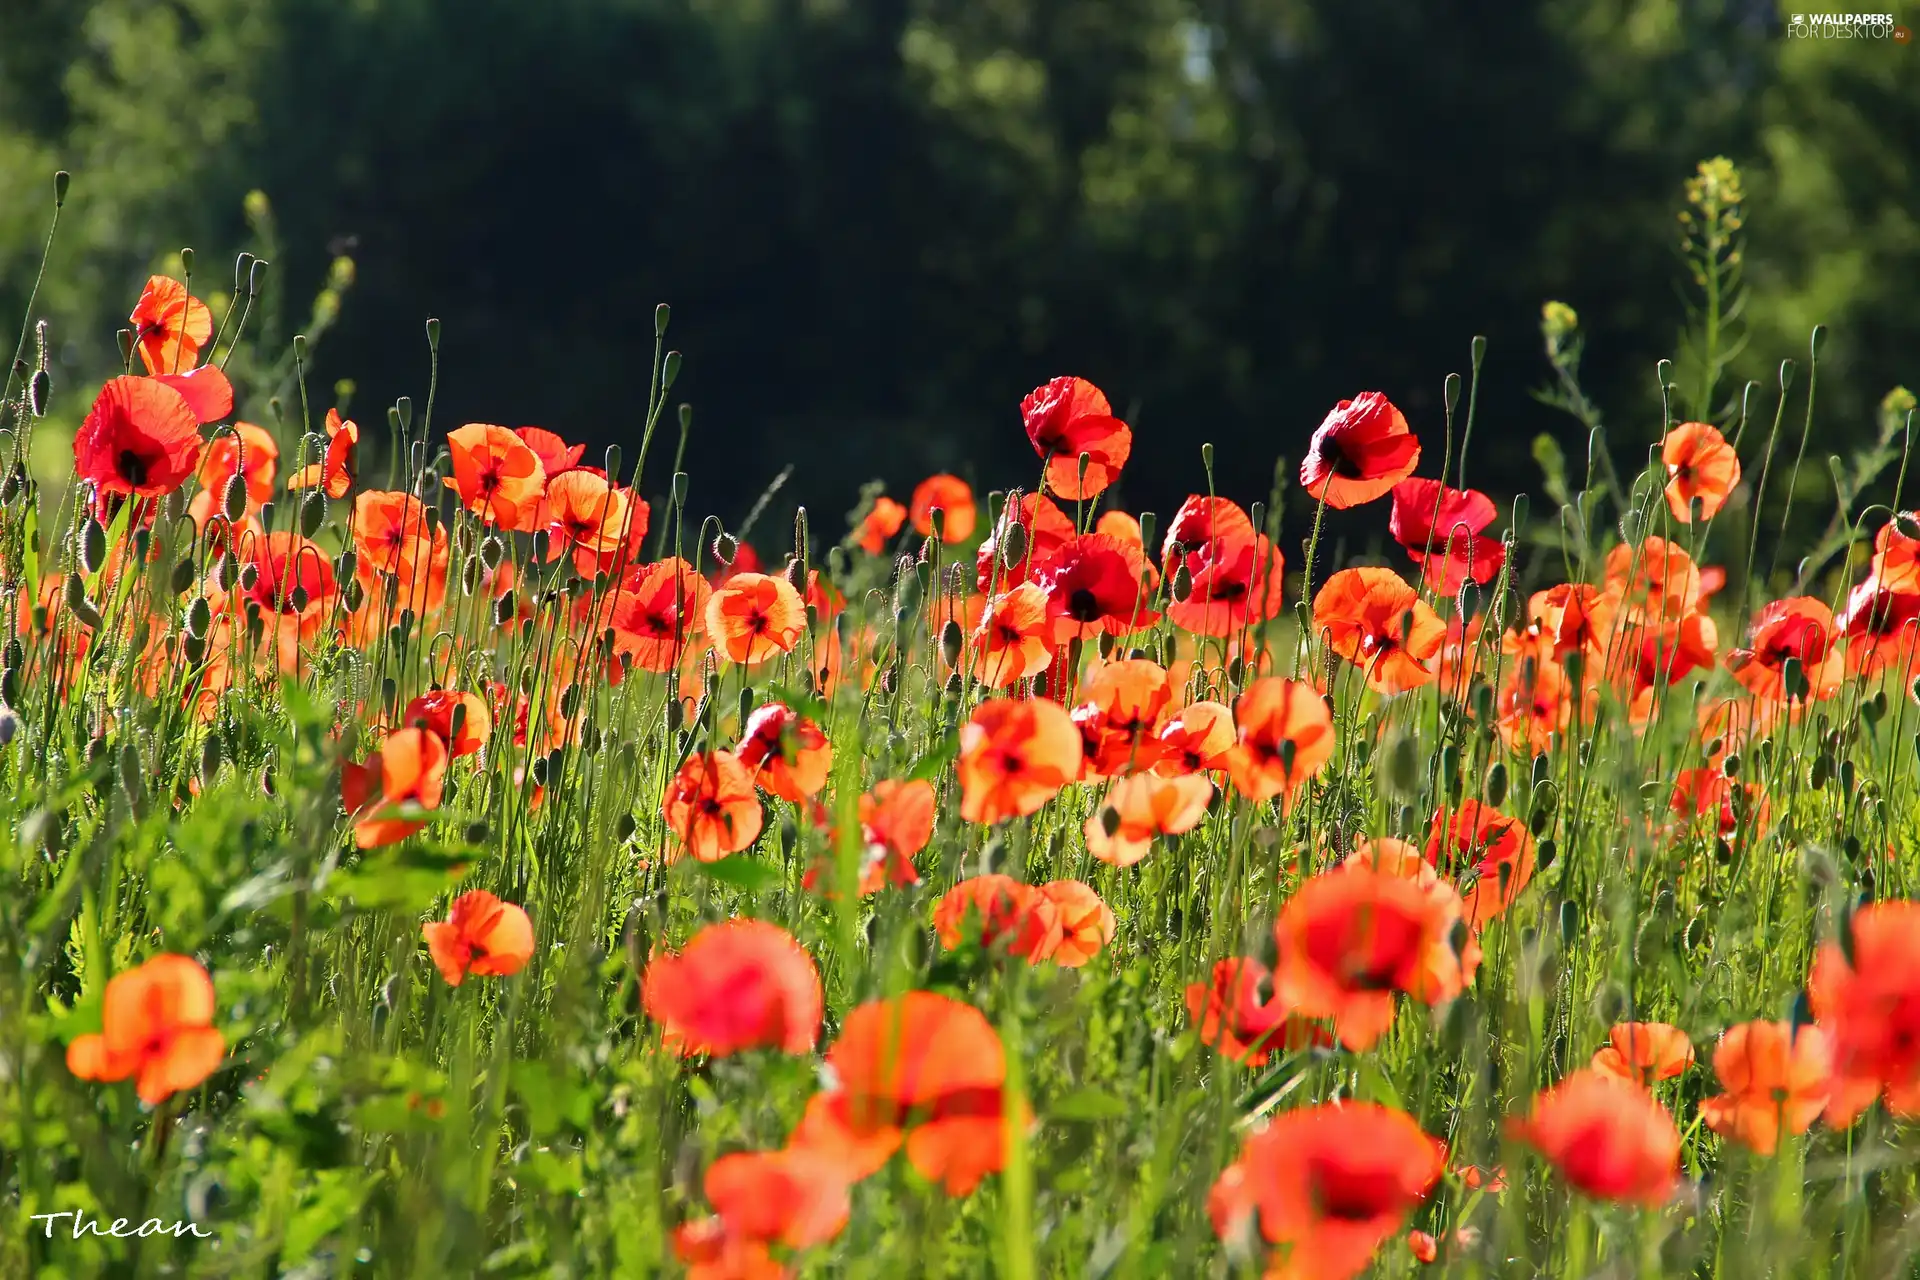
[{"left": 2, "top": 0, "right": 1916, "bottom": 553}]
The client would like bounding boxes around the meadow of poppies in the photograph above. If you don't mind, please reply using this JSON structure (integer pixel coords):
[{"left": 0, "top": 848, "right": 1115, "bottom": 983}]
[{"left": 6, "top": 163, "right": 1920, "bottom": 1279}]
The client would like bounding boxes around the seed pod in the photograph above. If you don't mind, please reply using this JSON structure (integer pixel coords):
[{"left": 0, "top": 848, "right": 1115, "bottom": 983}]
[
  {"left": 79, "top": 519, "right": 106, "bottom": 575},
  {"left": 118, "top": 741, "right": 144, "bottom": 808}
]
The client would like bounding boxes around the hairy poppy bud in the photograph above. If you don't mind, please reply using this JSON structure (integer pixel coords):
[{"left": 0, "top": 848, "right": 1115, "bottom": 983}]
[
  {"left": 1171, "top": 565, "right": 1193, "bottom": 603},
  {"left": 28, "top": 368, "right": 49, "bottom": 417},
  {"left": 78, "top": 519, "right": 106, "bottom": 576},
  {"left": 168, "top": 556, "right": 195, "bottom": 594},
  {"left": 1484, "top": 760, "right": 1509, "bottom": 807},
  {"left": 184, "top": 596, "right": 211, "bottom": 639},
  {"left": 220, "top": 474, "right": 247, "bottom": 523},
  {"left": 999, "top": 523, "right": 1027, "bottom": 571},
  {"left": 712, "top": 532, "right": 737, "bottom": 566},
  {"left": 940, "top": 619, "right": 964, "bottom": 667},
  {"left": 784, "top": 555, "right": 805, "bottom": 590},
  {"left": 298, "top": 494, "right": 325, "bottom": 537},
  {"left": 493, "top": 594, "right": 516, "bottom": 626},
  {"left": 63, "top": 575, "right": 101, "bottom": 631},
  {"left": 603, "top": 443, "right": 622, "bottom": 478}
]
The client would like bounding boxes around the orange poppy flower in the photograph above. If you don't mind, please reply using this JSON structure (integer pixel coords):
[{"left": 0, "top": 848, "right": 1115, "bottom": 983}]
[
  {"left": 195, "top": 421, "right": 279, "bottom": 511},
  {"left": 445, "top": 423, "right": 547, "bottom": 531},
  {"left": 1516, "top": 583, "right": 1615, "bottom": 665},
  {"left": 1169, "top": 532, "right": 1287, "bottom": 640},
  {"left": 1603, "top": 538, "right": 1701, "bottom": 625},
  {"left": 1071, "top": 658, "right": 1172, "bottom": 777},
  {"left": 1021, "top": 376, "right": 1132, "bottom": 500},
  {"left": 1186, "top": 957, "right": 1331, "bottom": 1067},
  {"left": 800, "top": 991, "right": 1013, "bottom": 1195},
  {"left": 810, "top": 778, "right": 938, "bottom": 895},
  {"left": 1389, "top": 478, "right": 1505, "bottom": 593},
  {"left": 976, "top": 492, "right": 1076, "bottom": 591},
  {"left": 1807, "top": 900, "right": 1920, "bottom": 1128},
  {"left": 1699, "top": 1021, "right": 1832, "bottom": 1155},
  {"left": 1726, "top": 596, "right": 1842, "bottom": 702},
  {"left": 857, "top": 496, "right": 908, "bottom": 554},
  {"left": 1225, "top": 677, "right": 1335, "bottom": 804},
  {"left": 642, "top": 919, "right": 824, "bottom": 1056},
  {"left": 1037, "top": 879, "right": 1114, "bottom": 967},
  {"left": 1661, "top": 421, "right": 1741, "bottom": 521},
  {"left": 910, "top": 474, "right": 977, "bottom": 543},
  {"left": 74, "top": 376, "right": 205, "bottom": 499},
  {"left": 1210, "top": 1101, "right": 1444, "bottom": 1280},
  {"left": 669, "top": 1224, "right": 781, "bottom": 1280},
  {"left": 1408, "top": 1230, "right": 1439, "bottom": 1264},
  {"left": 608, "top": 558, "right": 711, "bottom": 673},
  {"left": 1274, "top": 864, "right": 1474, "bottom": 1050},
  {"left": 341, "top": 726, "right": 448, "bottom": 848},
  {"left": 1094, "top": 509, "right": 1148, "bottom": 555},
  {"left": 287, "top": 408, "right": 359, "bottom": 499},
  {"left": 1436, "top": 615, "right": 1487, "bottom": 695},
  {"left": 1623, "top": 610, "right": 1719, "bottom": 717},
  {"left": 400, "top": 689, "right": 492, "bottom": 757},
  {"left": 974, "top": 583, "right": 1054, "bottom": 688},
  {"left": 422, "top": 889, "right": 536, "bottom": 986},
  {"left": 1507, "top": 1069, "right": 1680, "bottom": 1205},
  {"left": 1495, "top": 656, "right": 1580, "bottom": 756},
  {"left": 932, "top": 875, "right": 1062, "bottom": 963},
  {"left": 1423, "top": 800, "right": 1535, "bottom": 931},
  {"left": 956, "top": 696, "right": 1083, "bottom": 824},
  {"left": 1085, "top": 772, "right": 1213, "bottom": 866},
  {"left": 352, "top": 489, "right": 437, "bottom": 578},
  {"left": 1871, "top": 515, "right": 1920, "bottom": 593},
  {"left": 1313, "top": 567, "right": 1444, "bottom": 694},
  {"left": 152, "top": 364, "right": 234, "bottom": 424},
  {"left": 1137, "top": 694, "right": 1217, "bottom": 762},
  {"left": 705, "top": 572, "right": 806, "bottom": 665},
  {"left": 1300, "top": 392, "right": 1422, "bottom": 509},
  {"left": 542, "top": 470, "right": 628, "bottom": 574},
  {"left": 1591, "top": 1023, "right": 1695, "bottom": 1085},
  {"left": 735, "top": 702, "right": 833, "bottom": 801},
  {"left": 1670, "top": 767, "right": 1769, "bottom": 837},
  {"left": 1837, "top": 577, "right": 1920, "bottom": 679},
  {"left": 129, "top": 275, "right": 213, "bottom": 375},
  {"left": 662, "top": 751, "right": 764, "bottom": 862},
  {"left": 675, "top": 1146, "right": 851, "bottom": 1271},
  {"left": 66, "top": 954, "right": 225, "bottom": 1105}
]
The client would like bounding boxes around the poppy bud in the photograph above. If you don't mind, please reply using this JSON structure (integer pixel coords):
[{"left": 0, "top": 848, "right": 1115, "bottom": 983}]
[
  {"left": 119, "top": 740, "right": 145, "bottom": 809},
  {"left": 199, "top": 734, "right": 222, "bottom": 783},
  {"left": 1200, "top": 442, "right": 1214, "bottom": 476},
  {"left": 184, "top": 596, "right": 212, "bottom": 639},
  {"left": 1809, "top": 754, "right": 1830, "bottom": 791},
  {"left": 248, "top": 257, "right": 269, "bottom": 296},
  {"left": 116, "top": 328, "right": 136, "bottom": 365},
  {"left": 1536, "top": 837, "right": 1557, "bottom": 870},
  {"left": 233, "top": 251, "right": 254, "bottom": 292},
  {"left": 1171, "top": 565, "right": 1193, "bottom": 603},
  {"left": 78, "top": 519, "right": 106, "bottom": 576},
  {"left": 1484, "top": 760, "right": 1508, "bottom": 808},
  {"left": 493, "top": 594, "right": 516, "bottom": 626},
  {"left": 180, "top": 631, "right": 207, "bottom": 665},
  {"left": 712, "top": 532, "right": 737, "bottom": 566},
  {"left": 783, "top": 555, "right": 805, "bottom": 591},
  {"left": 63, "top": 575, "right": 101, "bottom": 631},
  {"left": 54, "top": 170, "right": 69, "bottom": 206},
  {"left": 655, "top": 303, "right": 671, "bottom": 338},
  {"left": 663, "top": 350, "right": 682, "bottom": 391},
  {"left": 615, "top": 811, "right": 638, "bottom": 843},
  {"left": 28, "top": 368, "right": 49, "bottom": 417},
  {"left": 999, "top": 523, "right": 1028, "bottom": 570},
  {"left": 0, "top": 470, "right": 17, "bottom": 507},
  {"left": 422, "top": 315, "right": 441, "bottom": 349},
  {"left": 678, "top": 402, "right": 693, "bottom": 433}
]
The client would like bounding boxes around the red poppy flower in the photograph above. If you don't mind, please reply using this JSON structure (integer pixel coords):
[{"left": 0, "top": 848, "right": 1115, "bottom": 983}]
[
  {"left": 799, "top": 991, "right": 1014, "bottom": 1195},
  {"left": 663, "top": 751, "right": 764, "bottom": 862},
  {"left": 1313, "top": 567, "right": 1444, "bottom": 694},
  {"left": 1603, "top": 538, "right": 1701, "bottom": 625},
  {"left": 1071, "top": 658, "right": 1173, "bottom": 777},
  {"left": 705, "top": 572, "right": 806, "bottom": 665},
  {"left": 1508, "top": 1069, "right": 1679, "bottom": 1205},
  {"left": 543, "top": 470, "right": 640, "bottom": 575},
  {"left": 1033, "top": 533, "right": 1160, "bottom": 644},
  {"left": 287, "top": 408, "right": 359, "bottom": 499},
  {"left": 1670, "top": 767, "right": 1769, "bottom": 837},
  {"left": 195, "top": 420, "right": 278, "bottom": 515},
  {"left": 643, "top": 919, "right": 823, "bottom": 1057},
  {"left": 977, "top": 492, "right": 1076, "bottom": 591},
  {"left": 735, "top": 702, "right": 833, "bottom": 801},
  {"left": 237, "top": 530, "right": 339, "bottom": 670},
  {"left": 676, "top": 1146, "right": 851, "bottom": 1270},
  {"left": 807, "top": 778, "right": 938, "bottom": 895},
  {"left": 1210, "top": 1101, "right": 1444, "bottom": 1280},
  {"left": 1408, "top": 1230, "right": 1438, "bottom": 1265},
  {"left": 400, "top": 689, "right": 492, "bottom": 757},
  {"left": 1185, "top": 957, "right": 1331, "bottom": 1066},
  {"left": 956, "top": 697, "right": 1083, "bottom": 824},
  {"left": 445, "top": 423, "right": 547, "bottom": 531},
  {"left": 1274, "top": 864, "right": 1474, "bottom": 1050},
  {"left": 974, "top": 583, "right": 1054, "bottom": 688},
  {"left": 608, "top": 558, "right": 711, "bottom": 673},
  {"left": 1495, "top": 656, "right": 1581, "bottom": 756},
  {"left": 352, "top": 490, "right": 437, "bottom": 579},
  {"left": 1837, "top": 577, "right": 1920, "bottom": 678},
  {"left": 74, "top": 376, "right": 205, "bottom": 499},
  {"left": 129, "top": 275, "right": 213, "bottom": 375},
  {"left": 1225, "top": 677, "right": 1335, "bottom": 804},
  {"left": 1021, "top": 376, "right": 1132, "bottom": 500},
  {"left": 1094, "top": 508, "right": 1150, "bottom": 559},
  {"left": 423, "top": 890, "right": 536, "bottom": 986},
  {"left": 1808, "top": 900, "right": 1920, "bottom": 1128},
  {"left": 1300, "top": 392, "right": 1422, "bottom": 509},
  {"left": 1423, "top": 800, "right": 1535, "bottom": 931},
  {"left": 1726, "top": 596, "right": 1841, "bottom": 702},
  {"left": 1661, "top": 421, "right": 1741, "bottom": 521},
  {"left": 1517, "top": 583, "right": 1615, "bottom": 664},
  {"left": 66, "top": 954, "right": 225, "bottom": 1105},
  {"left": 933, "top": 875, "right": 1062, "bottom": 962},
  {"left": 857, "top": 496, "right": 908, "bottom": 554},
  {"left": 514, "top": 425, "right": 585, "bottom": 477},
  {"left": 1167, "top": 532, "right": 1287, "bottom": 639},
  {"left": 910, "top": 474, "right": 977, "bottom": 543},
  {"left": 341, "top": 726, "right": 448, "bottom": 848},
  {"left": 1085, "top": 772, "right": 1212, "bottom": 866},
  {"left": 1591, "top": 1023, "right": 1695, "bottom": 1085},
  {"left": 1623, "top": 611, "right": 1719, "bottom": 717},
  {"left": 1037, "top": 879, "right": 1114, "bottom": 967},
  {"left": 1699, "top": 1021, "right": 1832, "bottom": 1155},
  {"left": 1388, "top": 478, "right": 1505, "bottom": 593}
]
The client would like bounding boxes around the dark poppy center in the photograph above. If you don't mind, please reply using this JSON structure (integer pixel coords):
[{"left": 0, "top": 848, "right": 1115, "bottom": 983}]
[
  {"left": 118, "top": 448, "right": 151, "bottom": 487},
  {"left": 1068, "top": 587, "right": 1101, "bottom": 621},
  {"left": 1311, "top": 1161, "right": 1393, "bottom": 1221},
  {"left": 1317, "top": 438, "right": 1363, "bottom": 479}
]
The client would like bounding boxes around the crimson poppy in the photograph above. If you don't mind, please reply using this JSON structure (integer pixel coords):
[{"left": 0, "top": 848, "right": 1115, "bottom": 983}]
[
  {"left": 401, "top": 689, "right": 492, "bottom": 758},
  {"left": 1388, "top": 478, "right": 1505, "bottom": 593},
  {"left": 74, "top": 376, "right": 204, "bottom": 499},
  {"left": 1034, "top": 533, "right": 1160, "bottom": 644},
  {"left": 642, "top": 919, "right": 823, "bottom": 1056},
  {"left": 1807, "top": 901, "right": 1920, "bottom": 1128},
  {"left": 287, "top": 408, "right": 359, "bottom": 499},
  {"left": 1726, "top": 596, "right": 1841, "bottom": 702},
  {"left": 1423, "top": 800, "right": 1535, "bottom": 930},
  {"left": 608, "top": 558, "right": 712, "bottom": 674},
  {"left": 1837, "top": 577, "right": 1920, "bottom": 678},
  {"left": 1021, "top": 376, "right": 1132, "bottom": 499},
  {"left": 977, "top": 492, "right": 1076, "bottom": 591},
  {"left": 735, "top": 702, "right": 833, "bottom": 801},
  {"left": 1300, "top": 392, "right": 1421, "bottom": 509},
  {"left": 514, "top": 425, "right": 585, "bottom": 477},
  {"left": 1508, "top": 1069, "right": 1679, "bottom": 1205},
  {"left": 1185, "top": 957, "right": 1331, "bottom": 1066}
]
